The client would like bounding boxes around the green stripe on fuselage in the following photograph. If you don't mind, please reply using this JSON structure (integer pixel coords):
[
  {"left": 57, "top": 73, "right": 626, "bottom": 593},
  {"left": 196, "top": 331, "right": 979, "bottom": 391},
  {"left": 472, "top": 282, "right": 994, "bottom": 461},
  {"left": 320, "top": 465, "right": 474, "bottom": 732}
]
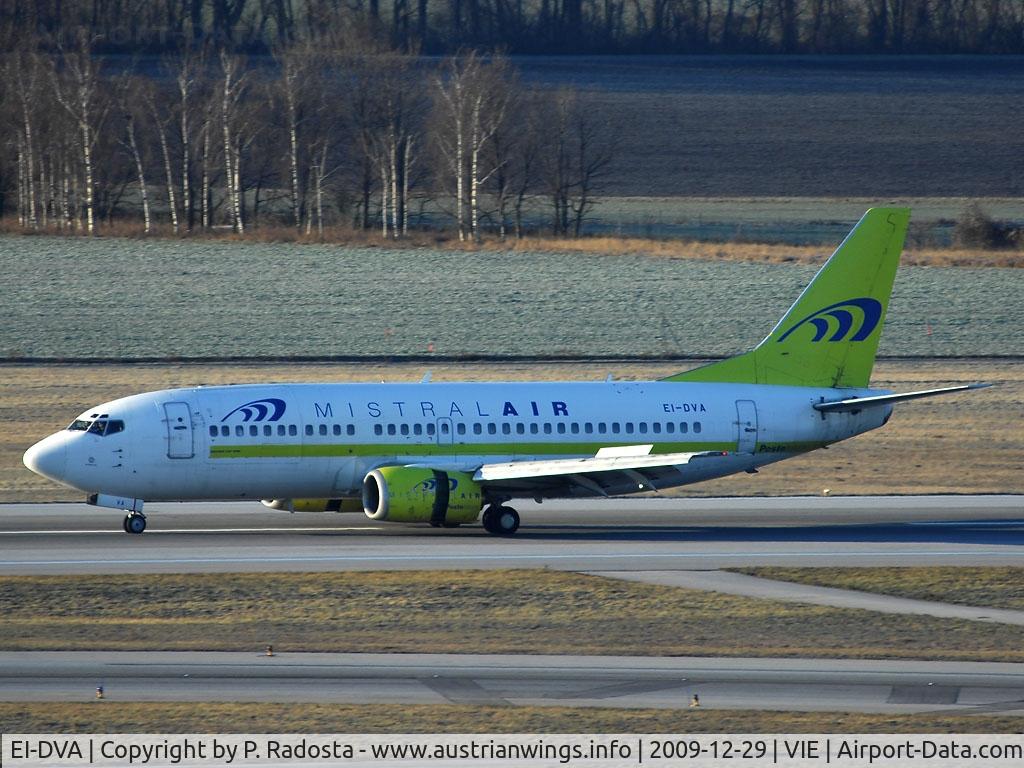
[{"left": 208, "top": 440, "right": 826, "bottom": 460}]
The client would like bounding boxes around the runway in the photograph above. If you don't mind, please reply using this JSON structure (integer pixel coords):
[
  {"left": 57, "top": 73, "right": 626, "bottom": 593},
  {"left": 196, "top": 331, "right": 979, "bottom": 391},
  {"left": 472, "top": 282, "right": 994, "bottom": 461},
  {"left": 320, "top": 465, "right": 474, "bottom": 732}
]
[
  {"left": 0, "top": 496, "right": 1022, "bottom": 575},
  {"left": 4, "top": 651, "right": 1024, "bottom": 714}
]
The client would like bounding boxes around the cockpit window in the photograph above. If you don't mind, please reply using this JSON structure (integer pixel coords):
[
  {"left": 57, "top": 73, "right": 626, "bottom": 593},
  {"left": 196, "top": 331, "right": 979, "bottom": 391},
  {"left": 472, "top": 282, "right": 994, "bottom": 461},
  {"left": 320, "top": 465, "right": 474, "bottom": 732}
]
[{"left": 69, "top": 419, "right": 125, "bottom": 436}]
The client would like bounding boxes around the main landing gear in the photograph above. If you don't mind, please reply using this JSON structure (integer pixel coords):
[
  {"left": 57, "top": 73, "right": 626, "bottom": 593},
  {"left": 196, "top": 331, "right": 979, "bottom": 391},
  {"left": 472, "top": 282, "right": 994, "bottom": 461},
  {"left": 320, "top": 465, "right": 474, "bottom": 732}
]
[
  {"left": 123, "top": 511, "right": 147, "bottom": 534},
  {"left": 482, "top": 505, "right": 520, "bottom": 536}
]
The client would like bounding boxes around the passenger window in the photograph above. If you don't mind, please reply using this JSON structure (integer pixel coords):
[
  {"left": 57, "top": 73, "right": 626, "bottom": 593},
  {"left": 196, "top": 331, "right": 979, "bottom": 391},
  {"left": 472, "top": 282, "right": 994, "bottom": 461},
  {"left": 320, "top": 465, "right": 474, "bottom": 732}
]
[
  {"left": 694, "top": 421, "right": 702, "bottom": 434},
  {"left": 426, "top": 423, "right": 436, "bottom": 436},
  {"left": 333, "top": 424, "right": 341, "bottom": 436},
  {"left": 305, "top": 425, "right": 313, "bottom": 436},
  {"left": 598, "top": 422, "right": 606, "bottom": 434},
  {"left": 440, "top": 422, "right": 450, "bottom": 434},
  {"left": 249, "top": 425, "right": 259, "bottom": 437},
  {"left": 209, "top": 426, "right": 218, "bottom": 437},
  {"left": 413, "top": 424, "right": 422, "bottom": 436},
  {"left": 665, "top": 423, "right": 675, "bottom": 434},
  {"left": 625, "top": 422, "right": 634, "bottom": 434},
  {"left": 222, "top": 426, "right": 230, "bottom": 437},
  {"left": 584, "top": 423, "right": 593, "bottom": 434},
  {"left": 374, "top": 424, "right": 383, "bottom": 436},
  {"left": 319, "top": 424, "right": 327, "bottom": 436},
  {"left": 456, "top": 423, "right": 466, "bottom": 435},
  {"left": 277, "top": 425, "right": 286, "bottom": 436},
  {"left": 401, "top": 424, "right": 410, "bottom": 436},
  {"left": 638, "top": 422, "right": 647, "bottom": 434},
  {"left": 347, "top": 425, "right": 355, "bottom": 436},
  {"left": 387, "top": 424, "right": 396, "bottom": 436},
  {"left": 502, "top": 423, "right": 511, "bottom": 435},
  {"left": 570, "top": 423, "right": 580, "bottom": 434},
  {"left": 487, "top": 423, "right": 497, "bottom": 435},
  {"left": 235, "top": 425, "right": 244, "bottom": 437},
  {"left": 556, "top": 423, "right": 566, "bottom": 434},
  {"left": 680, "top": 422, "right": 688, "bottom": 434},
  {"left": 530, "top": 423, "right": 539, "bottom": 434},
  {"left": 611, "top": 423, "right": 620, "bottom": 434},
  {"left": 288, "top": 425, "right": 297, "bottom": 436},
  {"left": 543, "top": 423, "right": 552, "bottom": 434},
  {"left": 264, "top": 425, "right": 272, "bottom": 436},
  {"left": 653, "top": 423, "right": 661, "bottom": 434},
  {"left": 516, "top": 423, "right": 525, "bottom": 435}
]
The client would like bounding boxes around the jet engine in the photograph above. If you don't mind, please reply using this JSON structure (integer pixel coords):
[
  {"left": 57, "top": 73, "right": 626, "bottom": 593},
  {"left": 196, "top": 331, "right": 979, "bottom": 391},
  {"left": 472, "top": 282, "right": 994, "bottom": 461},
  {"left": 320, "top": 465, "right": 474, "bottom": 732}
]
[{"left": 362, "top": 466, "right": 483, "bottom": 525}]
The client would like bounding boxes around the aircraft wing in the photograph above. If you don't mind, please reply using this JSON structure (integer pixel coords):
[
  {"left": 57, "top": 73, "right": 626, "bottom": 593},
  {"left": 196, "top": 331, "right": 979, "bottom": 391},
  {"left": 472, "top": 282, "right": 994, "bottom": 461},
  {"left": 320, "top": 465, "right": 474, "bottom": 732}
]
[
  {"left": 813, "top": 383, "right": 991, "bottom": 413},
  {"left": 472, "top": 446, "right": 730, "bottom": 497}
]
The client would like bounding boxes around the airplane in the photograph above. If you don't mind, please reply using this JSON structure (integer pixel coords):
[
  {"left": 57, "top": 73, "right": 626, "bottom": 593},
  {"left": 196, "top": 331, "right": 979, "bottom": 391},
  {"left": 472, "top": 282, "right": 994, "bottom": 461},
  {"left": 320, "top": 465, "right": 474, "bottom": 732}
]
[{"left": 23, "top": 208, "right": 988, "bottom": 536}]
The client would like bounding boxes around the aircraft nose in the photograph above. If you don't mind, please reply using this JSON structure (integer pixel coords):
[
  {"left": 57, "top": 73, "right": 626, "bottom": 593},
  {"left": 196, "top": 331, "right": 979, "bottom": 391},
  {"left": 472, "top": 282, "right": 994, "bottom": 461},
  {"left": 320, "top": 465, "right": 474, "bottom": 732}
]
[{"left": 23, "top": 434, "right": 68, "bottom": 481}]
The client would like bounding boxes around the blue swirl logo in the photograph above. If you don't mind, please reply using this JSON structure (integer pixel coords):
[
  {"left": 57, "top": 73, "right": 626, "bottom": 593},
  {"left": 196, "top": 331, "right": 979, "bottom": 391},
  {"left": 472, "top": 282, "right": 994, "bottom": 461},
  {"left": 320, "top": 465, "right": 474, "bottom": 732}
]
[
  {"left": 221, "top": 398, "right": 287, "bottom": 422},
  {"left": 415, "top": 477, "right": 459, "bottom": 493},
  {"left": 777, "top": 298, "right": 883, "bottom": 344}
]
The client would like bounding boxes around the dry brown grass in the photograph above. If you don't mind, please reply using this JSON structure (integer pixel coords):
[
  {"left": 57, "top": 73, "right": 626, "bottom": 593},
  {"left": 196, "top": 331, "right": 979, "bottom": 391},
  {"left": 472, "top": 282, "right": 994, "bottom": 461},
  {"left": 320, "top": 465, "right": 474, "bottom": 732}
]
[
  {"left": 2, "top": 217, "right": 1019, "bottom": 267},
  {"left": 3, "top": 571, "right": 1023, "bottom": 662},
  {"left": 2, "top": 702, "right": 1020, "bottom": 733},
  {"left": 507, "top": 236, "right": 1024, "bottom": 267},
  {"left": 3, "top": 359, "right": 1020, "bottom": 502},
  {"left": 734, "top": 568, "right": 1024, "bottom": 611}
]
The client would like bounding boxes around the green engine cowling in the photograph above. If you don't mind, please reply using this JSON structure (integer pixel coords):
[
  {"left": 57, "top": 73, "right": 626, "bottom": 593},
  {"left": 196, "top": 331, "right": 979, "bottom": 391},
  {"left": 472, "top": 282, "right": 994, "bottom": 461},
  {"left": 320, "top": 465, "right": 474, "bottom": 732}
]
[{"left": 363, "top": 466, "right": 483, "bottom": 524}]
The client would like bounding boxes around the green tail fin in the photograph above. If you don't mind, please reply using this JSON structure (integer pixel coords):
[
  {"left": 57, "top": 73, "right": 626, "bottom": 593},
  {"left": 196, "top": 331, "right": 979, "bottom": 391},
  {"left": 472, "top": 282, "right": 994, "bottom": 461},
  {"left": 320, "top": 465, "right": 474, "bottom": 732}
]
[{"left": 664, "top": 208, "right": 910, "bottom": 388}]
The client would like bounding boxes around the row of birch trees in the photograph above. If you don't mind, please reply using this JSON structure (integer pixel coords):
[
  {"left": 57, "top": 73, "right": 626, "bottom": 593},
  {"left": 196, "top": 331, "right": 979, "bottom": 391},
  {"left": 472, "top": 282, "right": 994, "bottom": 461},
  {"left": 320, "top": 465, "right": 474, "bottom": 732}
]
[{"left": 2, "top": 36, "right": 616, "bottom": 239}]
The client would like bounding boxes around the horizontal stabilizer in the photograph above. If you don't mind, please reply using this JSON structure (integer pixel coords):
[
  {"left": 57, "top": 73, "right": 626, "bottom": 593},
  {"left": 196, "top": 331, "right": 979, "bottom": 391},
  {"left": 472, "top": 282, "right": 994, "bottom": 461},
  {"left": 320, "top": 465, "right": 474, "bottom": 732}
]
[{"left": 813, "top": 383, "right": 992, "bottom": 412}]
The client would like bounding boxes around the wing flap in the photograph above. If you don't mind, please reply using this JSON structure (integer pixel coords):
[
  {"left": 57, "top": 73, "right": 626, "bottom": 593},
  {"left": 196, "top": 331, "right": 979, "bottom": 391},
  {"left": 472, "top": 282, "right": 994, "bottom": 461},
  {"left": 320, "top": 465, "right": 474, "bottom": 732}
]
[{"left": 475, "top": 450, "right": 725, "bottom": 482}]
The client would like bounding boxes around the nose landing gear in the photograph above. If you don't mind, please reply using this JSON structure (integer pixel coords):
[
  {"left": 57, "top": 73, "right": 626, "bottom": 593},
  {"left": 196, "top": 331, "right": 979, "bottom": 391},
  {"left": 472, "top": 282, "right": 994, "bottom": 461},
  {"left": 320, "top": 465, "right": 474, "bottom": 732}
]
[{"left": 123, "top": 512, "right": 147, "bottom": 534}]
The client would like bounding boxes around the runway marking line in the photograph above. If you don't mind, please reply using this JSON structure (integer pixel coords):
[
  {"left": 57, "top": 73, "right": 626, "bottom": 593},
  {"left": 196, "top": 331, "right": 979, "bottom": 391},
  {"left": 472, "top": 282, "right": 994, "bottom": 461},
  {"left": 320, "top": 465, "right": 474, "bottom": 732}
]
[
  {"left": 0, "top": 527, "right": 383, "bottom": 535},
  {"left": 2, "top": 550, "right": 1024, "bottom": 568}
]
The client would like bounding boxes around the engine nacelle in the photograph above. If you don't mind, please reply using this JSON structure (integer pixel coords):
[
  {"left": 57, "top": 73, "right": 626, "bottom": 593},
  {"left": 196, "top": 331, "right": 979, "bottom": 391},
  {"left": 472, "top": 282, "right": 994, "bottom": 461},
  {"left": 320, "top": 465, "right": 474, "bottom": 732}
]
[
  {"left": 363, "top": 467, "right": 483, "bottom": 524},
  {"left": 261, "top": 498, "right": 363, "bottom": 513}
]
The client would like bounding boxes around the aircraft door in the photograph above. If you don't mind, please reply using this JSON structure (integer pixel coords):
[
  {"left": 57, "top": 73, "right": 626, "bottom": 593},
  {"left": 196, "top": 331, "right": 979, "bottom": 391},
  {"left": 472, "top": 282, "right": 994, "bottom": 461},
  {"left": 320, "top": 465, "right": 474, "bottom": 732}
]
[
  {"left": 163, "top": 402, "right": 195, "bottom": 459},
  {"left": 735, "top": 400, "right": 758, "bottom": 453},
  {"left": 436, "top": 417, "right": 454, "bottom": 447}
]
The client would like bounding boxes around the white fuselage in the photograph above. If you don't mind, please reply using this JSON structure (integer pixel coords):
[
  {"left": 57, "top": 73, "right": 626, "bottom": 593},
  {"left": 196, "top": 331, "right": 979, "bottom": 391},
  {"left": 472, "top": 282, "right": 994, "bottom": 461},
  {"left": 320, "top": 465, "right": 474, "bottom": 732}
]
[{"left": 26, "top": 380, "right": 890, "bottom": 501}]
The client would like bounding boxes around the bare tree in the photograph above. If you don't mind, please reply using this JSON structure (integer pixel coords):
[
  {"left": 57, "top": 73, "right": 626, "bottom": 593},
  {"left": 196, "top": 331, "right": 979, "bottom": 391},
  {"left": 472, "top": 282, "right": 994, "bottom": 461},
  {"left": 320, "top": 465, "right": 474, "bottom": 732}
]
[
  {"left": 218, "top": 50, "right": 249, "bottom": 233},
  {"left": 433, "top": 52, "right": 514, "bottom": 241},
  {"left": 115, "top": 75, "right": 152, "bottom": 233},
  {"left": 541, "top": 89, "right": 616, "bottom": 237},
  {"left": 51, "top": 35, "right": 107, "bottom": 235}
]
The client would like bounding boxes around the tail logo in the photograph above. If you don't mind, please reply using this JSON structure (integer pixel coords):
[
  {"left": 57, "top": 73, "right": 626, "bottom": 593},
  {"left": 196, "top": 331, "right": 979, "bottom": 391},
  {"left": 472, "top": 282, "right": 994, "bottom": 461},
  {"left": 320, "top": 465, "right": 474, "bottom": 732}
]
[
  {"left": 221, "top": 398, "right": 287, "bottom": 422},
  {"left": 777, "top": 297, "right": 883, "bottom": 344}
]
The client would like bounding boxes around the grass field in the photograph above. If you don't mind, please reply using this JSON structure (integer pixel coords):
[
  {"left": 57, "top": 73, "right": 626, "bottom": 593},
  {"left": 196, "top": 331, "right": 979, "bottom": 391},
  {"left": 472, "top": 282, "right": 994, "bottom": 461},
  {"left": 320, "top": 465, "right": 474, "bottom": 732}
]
[
  {"left": 735, "top": 568, "right": 1024, "bottom": 611},
  {"left": 2, "top": 702, "right": 1021, "bottom": 733},
  {"left": 3, "top": 358, "right": 1020, "bottom": 503},
  {"left": 3, "top": 571, "right": 1023, "bottom": 662}
]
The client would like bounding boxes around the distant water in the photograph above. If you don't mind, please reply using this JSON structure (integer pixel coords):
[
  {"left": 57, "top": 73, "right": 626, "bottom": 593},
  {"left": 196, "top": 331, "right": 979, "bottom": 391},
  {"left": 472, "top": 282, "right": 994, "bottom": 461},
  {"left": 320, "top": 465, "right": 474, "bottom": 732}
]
[{"left": 2, "top": 236, "right": 1019, "bottom": 359}]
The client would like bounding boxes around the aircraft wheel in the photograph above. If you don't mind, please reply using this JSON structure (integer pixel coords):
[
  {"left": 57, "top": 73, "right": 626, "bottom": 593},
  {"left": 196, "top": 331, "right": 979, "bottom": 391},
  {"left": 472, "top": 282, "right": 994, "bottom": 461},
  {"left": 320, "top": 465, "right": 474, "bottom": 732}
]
[
  {"left": 125, "top": 513, "right": 147, "bottom": 535},
  {"left": 483, "top": 506, "right": 519, "bottom": 536}
]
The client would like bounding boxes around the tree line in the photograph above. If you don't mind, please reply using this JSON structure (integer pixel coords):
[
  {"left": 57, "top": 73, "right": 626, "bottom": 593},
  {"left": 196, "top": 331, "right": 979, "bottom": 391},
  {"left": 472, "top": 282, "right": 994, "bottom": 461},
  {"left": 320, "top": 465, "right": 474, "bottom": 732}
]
[
  {"left": 1, "top": 0, "right": 1021, "bottom": 55},
  {"left": 2, "top": 36, "right": 617, "bottom": 239}
]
